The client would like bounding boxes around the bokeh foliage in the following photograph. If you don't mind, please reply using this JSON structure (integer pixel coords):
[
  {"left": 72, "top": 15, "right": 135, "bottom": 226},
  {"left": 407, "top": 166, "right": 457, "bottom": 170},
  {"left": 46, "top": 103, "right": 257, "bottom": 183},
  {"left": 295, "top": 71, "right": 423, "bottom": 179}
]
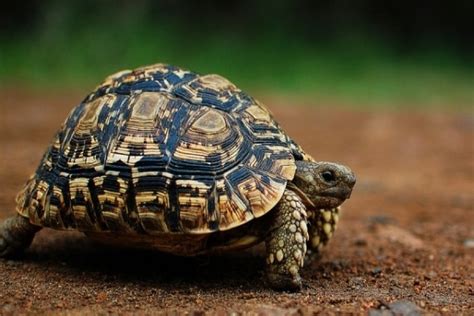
[{"left": 1, "top": 0, "right": 473, "bottom": 107}]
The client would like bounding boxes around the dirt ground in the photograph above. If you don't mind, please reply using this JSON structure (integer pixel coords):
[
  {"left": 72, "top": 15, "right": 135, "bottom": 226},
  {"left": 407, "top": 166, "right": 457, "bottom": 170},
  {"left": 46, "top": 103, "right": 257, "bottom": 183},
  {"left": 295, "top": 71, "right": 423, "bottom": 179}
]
[{"left": 0, "top": 90, "right": 472, "bottom": 315}]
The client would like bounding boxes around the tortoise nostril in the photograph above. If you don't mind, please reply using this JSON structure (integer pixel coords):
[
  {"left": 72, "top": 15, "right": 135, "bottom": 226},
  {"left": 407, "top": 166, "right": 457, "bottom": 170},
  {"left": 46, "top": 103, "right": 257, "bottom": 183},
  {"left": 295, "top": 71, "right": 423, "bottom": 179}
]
[{"left": 321, "top": 170, "right": 336, "bottom": 183}]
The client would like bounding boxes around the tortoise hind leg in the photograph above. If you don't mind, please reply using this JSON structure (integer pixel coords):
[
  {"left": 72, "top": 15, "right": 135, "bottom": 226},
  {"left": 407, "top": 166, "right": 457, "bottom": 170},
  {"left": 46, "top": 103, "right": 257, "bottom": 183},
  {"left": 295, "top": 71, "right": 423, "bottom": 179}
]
[{"left": 0, "top": 214, "right": 41, "bottom": 257}]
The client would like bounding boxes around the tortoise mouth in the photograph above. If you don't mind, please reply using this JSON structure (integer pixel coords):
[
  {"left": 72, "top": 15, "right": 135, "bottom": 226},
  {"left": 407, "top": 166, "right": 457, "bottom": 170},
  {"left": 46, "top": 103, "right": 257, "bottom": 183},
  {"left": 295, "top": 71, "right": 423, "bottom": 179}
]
[
  {"left": 310, "top": 185, "right": 353, "bottom": 209},
  {"left": 311, "top": 196, "right": 346, "bottom": 209},
  {"left": 287, "top": 183, "right": 350, "bottom": 210},
  {"left": 320, "top": 186, "right": 353, "bottom": 200}
]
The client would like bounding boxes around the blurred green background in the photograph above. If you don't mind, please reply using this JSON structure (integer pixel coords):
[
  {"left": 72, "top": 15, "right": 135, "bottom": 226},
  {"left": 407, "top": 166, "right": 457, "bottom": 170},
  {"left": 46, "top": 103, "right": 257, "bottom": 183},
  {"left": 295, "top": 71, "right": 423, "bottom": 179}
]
[{"left": 1, "top": 0, "right": 473, "bottom": 108}]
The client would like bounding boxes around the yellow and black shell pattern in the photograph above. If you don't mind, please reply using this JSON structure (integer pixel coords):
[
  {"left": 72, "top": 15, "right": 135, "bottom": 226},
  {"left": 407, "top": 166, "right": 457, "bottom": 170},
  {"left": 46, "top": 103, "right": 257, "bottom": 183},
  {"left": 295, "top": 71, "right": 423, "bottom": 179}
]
[{"left": 16, "top": 64, "right": 303, "bottom": 235}]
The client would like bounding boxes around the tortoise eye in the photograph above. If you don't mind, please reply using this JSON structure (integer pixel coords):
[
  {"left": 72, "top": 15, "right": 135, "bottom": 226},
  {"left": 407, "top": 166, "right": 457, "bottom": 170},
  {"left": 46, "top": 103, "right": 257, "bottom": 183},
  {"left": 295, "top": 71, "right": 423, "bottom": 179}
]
[{"left": 321, "top": 170, "right": 336, "bottom": 183}]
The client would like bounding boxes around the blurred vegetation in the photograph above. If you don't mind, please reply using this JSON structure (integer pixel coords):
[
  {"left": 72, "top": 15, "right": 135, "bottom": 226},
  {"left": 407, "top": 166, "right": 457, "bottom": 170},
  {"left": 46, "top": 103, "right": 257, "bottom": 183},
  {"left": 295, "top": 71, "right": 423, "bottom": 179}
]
[{"left": 1, "top": 0, "right": 473, "bottom": 108}]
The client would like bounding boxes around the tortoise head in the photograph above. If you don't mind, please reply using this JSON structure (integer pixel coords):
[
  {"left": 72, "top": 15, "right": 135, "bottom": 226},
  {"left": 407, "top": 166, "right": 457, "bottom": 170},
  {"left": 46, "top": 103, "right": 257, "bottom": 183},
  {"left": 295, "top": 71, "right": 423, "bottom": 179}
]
[{"left": 291, "top": 161, "right": 356, "bottom": 209}]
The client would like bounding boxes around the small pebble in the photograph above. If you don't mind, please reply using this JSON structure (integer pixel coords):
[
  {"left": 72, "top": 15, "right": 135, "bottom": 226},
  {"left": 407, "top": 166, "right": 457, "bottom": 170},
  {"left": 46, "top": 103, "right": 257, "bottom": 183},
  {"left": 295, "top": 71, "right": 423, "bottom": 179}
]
[
  {"left": 371, "top": 267, "right": 382, "bottom": 276},
  {"left": 354, "top": 238, "right": 367, "bottom": 246},
  {"left": 424, "top": 271, "right": 437, "bottom": 280},
  {"left": 368, "top": 215, "right": 396, "bottom": 225},
  {"left": 389, "top": 300, "right": 421, "bottom": 316},
  {"left": 463, "top": 239, "right": 474, "bottom": 248},
  {"left": 369, "top": 300, "right": 421, "bottom": 316}
]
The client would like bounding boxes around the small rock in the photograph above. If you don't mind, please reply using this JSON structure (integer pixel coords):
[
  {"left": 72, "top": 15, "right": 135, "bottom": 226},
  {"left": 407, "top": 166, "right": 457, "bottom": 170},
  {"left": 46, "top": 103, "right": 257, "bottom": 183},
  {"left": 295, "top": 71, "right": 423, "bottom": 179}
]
[
  {"left": 330, "top": 260, "right": 347, "bottom": 270},
  {"left": 250, "top": 305, "right": 297, "bottom": 316},
  {"left": 428, "top": 271, "right": 437, "bottom": 278},
  {"left": 369, "top": 300, "right": 421, "bottom": 316},
  {"left": 368, "top": 309, "right": 392, "bottom": 316},
  {"left": 371, "top": 267, "right": 382, "bottom": 276},
  {"left": 389, "top": 301, "right": 421, "bottom": 316},
  {"left": 368, "top": 215, "right": 396, "bottom": 225},
  {"left": 463, "top": 239, "right": 474, "bottom": 248},
  {"left": 375, "top": 225, "right": 425, "bottom": 250},
  {"left": 354, "top": 238, "right": 368, "bottom": 246}
]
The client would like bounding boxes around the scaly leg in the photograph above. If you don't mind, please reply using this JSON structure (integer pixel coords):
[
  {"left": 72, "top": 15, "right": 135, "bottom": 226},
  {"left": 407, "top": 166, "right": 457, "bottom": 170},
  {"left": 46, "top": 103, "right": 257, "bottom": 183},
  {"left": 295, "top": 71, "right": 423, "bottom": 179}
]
[
  {"left": 307, "top": 207, "right": 340, "bottom": 254},
  {"left": 265, "top": 189, "right": 309, "bottom": 290},
  {"left": 0, "top": 214, "right": 41, "bottom": 257}
]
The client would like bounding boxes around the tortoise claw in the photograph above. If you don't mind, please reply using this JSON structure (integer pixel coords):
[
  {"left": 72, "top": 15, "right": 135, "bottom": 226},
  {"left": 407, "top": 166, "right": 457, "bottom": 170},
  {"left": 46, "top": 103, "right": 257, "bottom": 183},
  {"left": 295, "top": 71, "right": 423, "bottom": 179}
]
[{"left": 266, "top": 272, "right": 302, "bottom": 291}]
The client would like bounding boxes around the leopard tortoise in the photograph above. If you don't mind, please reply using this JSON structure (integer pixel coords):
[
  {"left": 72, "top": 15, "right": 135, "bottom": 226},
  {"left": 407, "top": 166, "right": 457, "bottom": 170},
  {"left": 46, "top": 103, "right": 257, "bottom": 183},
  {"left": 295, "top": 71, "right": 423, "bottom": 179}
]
[{"left": 0, "top": 63, "right": 355, "bottom": 290}]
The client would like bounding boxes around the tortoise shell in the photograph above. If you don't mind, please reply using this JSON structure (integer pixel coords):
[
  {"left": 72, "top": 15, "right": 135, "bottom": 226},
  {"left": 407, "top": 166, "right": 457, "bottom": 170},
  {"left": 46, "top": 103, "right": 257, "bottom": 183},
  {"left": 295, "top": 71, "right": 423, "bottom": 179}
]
[{"left": 16, "top": 64, "right": 306, "bottom": 235}]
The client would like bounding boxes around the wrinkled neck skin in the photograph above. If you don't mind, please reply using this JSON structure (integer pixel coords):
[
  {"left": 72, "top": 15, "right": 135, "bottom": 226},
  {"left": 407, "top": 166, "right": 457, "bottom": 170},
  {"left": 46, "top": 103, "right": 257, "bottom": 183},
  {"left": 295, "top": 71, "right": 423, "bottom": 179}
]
[{"left": 286, "top": 182, "right": 316, "bottom": 209}]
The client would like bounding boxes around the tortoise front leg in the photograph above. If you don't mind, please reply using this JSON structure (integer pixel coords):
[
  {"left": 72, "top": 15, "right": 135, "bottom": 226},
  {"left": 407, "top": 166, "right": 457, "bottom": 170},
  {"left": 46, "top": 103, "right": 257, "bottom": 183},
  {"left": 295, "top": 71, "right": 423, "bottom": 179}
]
[
  {"left": 0, "top": 214, "right": 41, "bottom": 257},
  {"left": 265, "top": 189, "right": 309, "bottom": 290},
  {"left": 307, "top": 207, "right": 340, "bottom": 253}
]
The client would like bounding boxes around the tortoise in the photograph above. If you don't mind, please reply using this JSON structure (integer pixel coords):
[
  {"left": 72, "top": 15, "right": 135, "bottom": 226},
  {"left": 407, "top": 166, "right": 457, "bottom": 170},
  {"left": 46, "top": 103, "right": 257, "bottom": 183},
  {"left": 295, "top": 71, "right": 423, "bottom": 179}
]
[{"left": 0, "top": 63, "right": 355, "bottom": 290}]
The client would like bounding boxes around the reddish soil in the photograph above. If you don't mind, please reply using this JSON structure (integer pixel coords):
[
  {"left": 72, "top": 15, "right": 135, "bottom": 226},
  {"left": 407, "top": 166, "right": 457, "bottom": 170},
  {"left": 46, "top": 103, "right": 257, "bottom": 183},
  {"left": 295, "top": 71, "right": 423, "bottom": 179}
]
[{"left": 0, "top": 90, "right": 472, "bottom": 315}]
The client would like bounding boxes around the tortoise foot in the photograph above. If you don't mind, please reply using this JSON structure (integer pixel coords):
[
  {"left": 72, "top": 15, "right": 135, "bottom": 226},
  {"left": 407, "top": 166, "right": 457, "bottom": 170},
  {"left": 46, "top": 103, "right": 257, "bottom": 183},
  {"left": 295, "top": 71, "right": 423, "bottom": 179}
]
[
  {"left": 266, "top": 272, "right": 302, "bottom": 291},
  {"left": 0, "top": 215, "right": 40, "bottom": 258},
  {"left": 0, "top": 233, "right": 22, "bottom": 258}
]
